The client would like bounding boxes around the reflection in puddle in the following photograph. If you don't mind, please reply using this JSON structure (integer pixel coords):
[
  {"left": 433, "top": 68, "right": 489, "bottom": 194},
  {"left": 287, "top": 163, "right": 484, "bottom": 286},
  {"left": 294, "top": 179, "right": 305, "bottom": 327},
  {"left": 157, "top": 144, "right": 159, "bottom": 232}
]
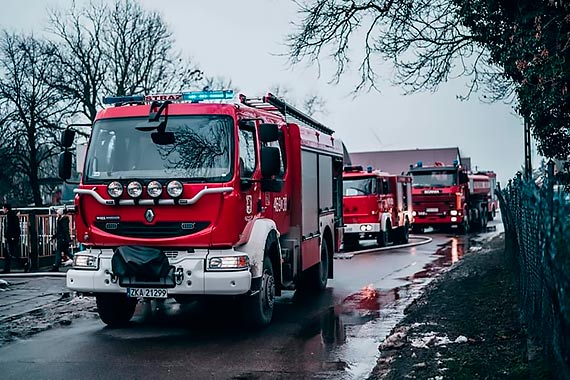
[
  {"left": 308, "top": 237, "right": 471, "bottom": 379},
  {"left": 407, "top": 237, "right": 467, "bottom": 280}
]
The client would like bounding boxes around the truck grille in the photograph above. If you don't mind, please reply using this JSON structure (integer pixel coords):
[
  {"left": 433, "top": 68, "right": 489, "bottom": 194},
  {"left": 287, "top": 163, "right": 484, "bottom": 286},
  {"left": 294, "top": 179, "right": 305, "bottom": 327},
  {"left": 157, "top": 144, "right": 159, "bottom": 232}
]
[
  {"left": 94, "top": 221, "right": 210, "bottom": 238},
  {"left": 413, "top": 195, "right": 455, "bottom": 211}
]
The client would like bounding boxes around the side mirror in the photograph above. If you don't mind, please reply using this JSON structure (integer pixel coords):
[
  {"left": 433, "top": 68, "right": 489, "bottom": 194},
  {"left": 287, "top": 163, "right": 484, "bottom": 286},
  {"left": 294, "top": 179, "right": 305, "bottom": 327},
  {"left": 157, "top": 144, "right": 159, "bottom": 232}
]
[
  {"left": 259, "top": 123, "right": 279, "bottom": 143},
  {"left": 62, "top": 129, "right": 76, "bottom": 148},
  {"left": 151, "top": 131, "right": 176, "bottom": 145},
  {"left": 59, "top": 151, "right": 72, "bottom": 180},
  {"left": 261, "top": 146, "right": 280, "bottom": 178}
]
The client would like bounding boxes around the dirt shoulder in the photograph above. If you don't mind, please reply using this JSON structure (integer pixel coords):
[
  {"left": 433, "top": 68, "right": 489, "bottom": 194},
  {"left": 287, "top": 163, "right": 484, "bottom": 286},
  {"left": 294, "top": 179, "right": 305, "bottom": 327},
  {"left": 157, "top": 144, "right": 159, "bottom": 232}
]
[{"left": 368, "top": 234, "right": 549, "bottom": 380}]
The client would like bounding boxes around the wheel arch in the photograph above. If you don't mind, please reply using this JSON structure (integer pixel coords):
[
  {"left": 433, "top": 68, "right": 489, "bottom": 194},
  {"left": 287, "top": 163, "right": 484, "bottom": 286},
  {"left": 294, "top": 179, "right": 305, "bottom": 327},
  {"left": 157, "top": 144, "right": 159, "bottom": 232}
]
[{"left": 234, "top": 218, "right": 281, "bottom": 280}]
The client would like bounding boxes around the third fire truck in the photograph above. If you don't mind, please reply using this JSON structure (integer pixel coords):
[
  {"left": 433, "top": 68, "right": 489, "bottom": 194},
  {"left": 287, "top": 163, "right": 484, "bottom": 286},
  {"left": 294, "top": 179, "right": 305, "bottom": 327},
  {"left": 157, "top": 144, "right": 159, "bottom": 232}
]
[
  {"left": 342, "top": 165, "right": 413, "bottom": 248},
  {"left": 58, "top": 90, "right": 344, "bottom": 328},
  {"left": 408, "top": 161, "right": 496, "bottom": 233}
]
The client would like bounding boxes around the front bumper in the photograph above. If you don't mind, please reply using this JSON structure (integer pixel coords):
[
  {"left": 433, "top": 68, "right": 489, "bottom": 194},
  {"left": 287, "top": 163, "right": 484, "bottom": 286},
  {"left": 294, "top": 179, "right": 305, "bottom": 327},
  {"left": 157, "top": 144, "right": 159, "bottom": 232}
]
[
  {"left": 66, "top": 248, "right": 252, "bottom": 296},
  {"left": 344, "top": 222, "right": 381, "bottom": 234}
]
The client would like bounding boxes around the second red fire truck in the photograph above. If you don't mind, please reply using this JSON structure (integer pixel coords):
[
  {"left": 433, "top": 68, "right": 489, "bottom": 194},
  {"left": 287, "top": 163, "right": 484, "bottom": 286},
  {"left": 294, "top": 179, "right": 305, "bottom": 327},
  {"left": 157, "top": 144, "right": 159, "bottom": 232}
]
[
  {"left": 408, "top": 161, "right": 496, "bottom": 233},
  {"left": 342, "top": 165, "right": 413, "bottom": 248},
  {"left": 59, "top": 90, "right": 344, "bottom": 328}
]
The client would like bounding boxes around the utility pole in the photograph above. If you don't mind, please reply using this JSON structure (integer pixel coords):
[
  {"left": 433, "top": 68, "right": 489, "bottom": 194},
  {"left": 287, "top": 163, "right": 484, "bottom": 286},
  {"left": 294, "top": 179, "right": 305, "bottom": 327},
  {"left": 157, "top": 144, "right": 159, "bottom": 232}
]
[{"left": 524, "top": 116, "right": 532, "bottom": 178}]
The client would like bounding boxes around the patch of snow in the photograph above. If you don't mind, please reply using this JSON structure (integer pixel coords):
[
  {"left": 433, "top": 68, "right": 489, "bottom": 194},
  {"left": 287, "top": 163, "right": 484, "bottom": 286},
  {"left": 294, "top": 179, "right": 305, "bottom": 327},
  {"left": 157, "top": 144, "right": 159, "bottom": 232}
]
[{"left": 454, "top": 335, "right": 468, "bottom": 343}]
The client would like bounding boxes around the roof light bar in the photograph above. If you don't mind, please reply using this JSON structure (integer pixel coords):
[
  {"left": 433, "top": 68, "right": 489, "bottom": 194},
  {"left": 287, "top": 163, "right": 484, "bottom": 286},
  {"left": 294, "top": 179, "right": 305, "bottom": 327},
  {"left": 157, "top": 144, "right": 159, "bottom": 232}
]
[
  {"left": 182, "top": 90, "right": 233, "bottom": 102},
  {"left": 102, "top": 90, "right": 234, "bottom": 105}
]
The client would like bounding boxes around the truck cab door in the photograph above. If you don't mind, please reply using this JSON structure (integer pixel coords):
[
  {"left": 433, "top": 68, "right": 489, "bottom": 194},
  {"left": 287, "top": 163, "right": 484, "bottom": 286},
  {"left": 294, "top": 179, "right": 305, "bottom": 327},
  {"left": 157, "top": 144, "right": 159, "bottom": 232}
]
[
  {"left": 262, "top": 125, "right": 291, "bottom": 234},
  {"left": 238, "top": 123, "right": 259, "bottom": 221}
]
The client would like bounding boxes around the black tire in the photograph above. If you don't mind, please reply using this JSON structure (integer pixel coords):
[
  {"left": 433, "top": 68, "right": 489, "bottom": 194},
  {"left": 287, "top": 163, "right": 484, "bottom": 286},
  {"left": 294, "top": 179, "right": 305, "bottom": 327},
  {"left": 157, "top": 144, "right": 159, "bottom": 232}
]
[
  {"left": 244, "top": 255, "right": 275, "bottom": 328},
  {"left": 300, "top": 239, "right": 330, "bottom": 292},
  {"left": 95, "top": 293, "right": 137, "bottom": 327},
  {"left": 481, "top": 208, "right": 488, "bottom": 230},
  {"left": 399, "top": 222, "right": 410, "bottom": 244},
  {"left": 488, "top": 206, "right": 496, "bottom": 221},
  {"left": 458, "top": 211, "right": 470, "bottom": 235},
  {"left": 343, "top": 234, "right": 359, "bottom": 250},
  {"left": 377, "top": 221, "right": 391, "bottom": 247}
]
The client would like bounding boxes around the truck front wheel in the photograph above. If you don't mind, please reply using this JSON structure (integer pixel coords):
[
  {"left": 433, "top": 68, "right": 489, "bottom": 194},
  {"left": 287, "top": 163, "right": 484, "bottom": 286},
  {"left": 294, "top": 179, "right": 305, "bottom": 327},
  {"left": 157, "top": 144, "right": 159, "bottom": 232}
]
[
  {"left": 95, "top": 293, "right": 137, "bottom": 327},
  {"left": 458, "top": 212, "right": 470, "bottom": 235},
  {"left": 398, "top": 222, "right": 410, "bottom": 244},
  {"left": 244, "top": 255, "right": 275, "bottom": 328}
]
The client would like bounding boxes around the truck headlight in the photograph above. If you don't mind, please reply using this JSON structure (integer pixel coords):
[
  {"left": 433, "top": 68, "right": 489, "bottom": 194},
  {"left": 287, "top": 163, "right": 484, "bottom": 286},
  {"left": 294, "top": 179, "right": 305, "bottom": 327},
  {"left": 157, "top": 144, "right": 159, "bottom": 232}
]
[
  {"left": 208, "top": 255, "right": 249, "bottom": 270},
  {"left": 107, "top": 181, "right": 123, "bottom": 198},
  {"left": 360, "top": 224, "right": 373, "bottom": 232},
  {"left": 127, "top": 181, "right": 143, "bottom": 198},
  {"left": 147, "top": 181, "right": 163, "bottom": 198},
  {"left": 73, "top": 254, "right": 98, "bottom": 269},
  {"left": 450, "top": 210, "right": 458, "bottom": 216},
  {"left": 167, "top": 180, "right": 183, "bottom": 198}
]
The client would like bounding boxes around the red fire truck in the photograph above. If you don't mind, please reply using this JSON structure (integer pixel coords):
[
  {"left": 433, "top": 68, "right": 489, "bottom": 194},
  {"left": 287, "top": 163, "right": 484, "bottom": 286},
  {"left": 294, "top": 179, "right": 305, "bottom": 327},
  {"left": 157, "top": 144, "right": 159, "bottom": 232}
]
[
  {"left": 342, "top": 166, "right": 413, "bottom": 248},
  {"left": 408, "top": 161, "right": 494, "bottom": 233},
  {"left": 58, "top": 90, "right": 345, "bottom": 328},
  {"left": 477, "top": 170, "right": 499, "bottom": 220}
]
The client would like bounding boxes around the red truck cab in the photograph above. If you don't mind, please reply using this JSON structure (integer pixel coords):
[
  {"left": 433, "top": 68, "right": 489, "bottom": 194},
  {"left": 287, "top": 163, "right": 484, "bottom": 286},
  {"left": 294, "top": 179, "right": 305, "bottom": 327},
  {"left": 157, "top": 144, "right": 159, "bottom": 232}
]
[
  {"left": 408, "top": 161, "right": 492, "bottom": 233},
  {"left": 342, "top": 165, "right": 412, "bottom": 248}
]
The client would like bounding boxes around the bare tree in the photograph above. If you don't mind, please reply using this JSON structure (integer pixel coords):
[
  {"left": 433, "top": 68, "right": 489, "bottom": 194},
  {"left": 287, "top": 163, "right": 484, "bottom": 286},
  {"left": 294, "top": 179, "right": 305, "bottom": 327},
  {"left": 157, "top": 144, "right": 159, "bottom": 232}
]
[
  {"left": 288, "top": 0, "right": 570, "bottom": 159},
  {"left": 0, "top": 32, "right": 72, "bottom": 205},
  {"left": 287, "top": 0, "right": 490, "bottom": 95},
  {"left": 201, "top": 75, "right": 238, "bottom": 93},
  {"left": 48, "top": 0, "right": 203, "bottom": 124},
  {"left": 47, "top": 2, "right": 106, "bottom": 124},
  {"left": 302, "top": 93, "right": 327, "bottom": 116},
  {"left": 103, "top": 0, "right": 202, "bottom": 96},
  {"left": 269, "top": 84, "right": 327, "bottom": 117}
]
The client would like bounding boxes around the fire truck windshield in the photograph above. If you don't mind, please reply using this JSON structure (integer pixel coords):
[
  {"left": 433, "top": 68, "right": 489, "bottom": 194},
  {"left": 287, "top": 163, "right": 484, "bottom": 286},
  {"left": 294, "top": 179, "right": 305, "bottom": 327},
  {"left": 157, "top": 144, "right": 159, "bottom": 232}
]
[
  {"left": 343, "top": 177, "right": 376, "bottom": 196},
  {"left": 410, "top": 170, "right": 457, "bottom": 188},
  {"left": 83, "top": 115, "right": 233, "bottom": 183}
]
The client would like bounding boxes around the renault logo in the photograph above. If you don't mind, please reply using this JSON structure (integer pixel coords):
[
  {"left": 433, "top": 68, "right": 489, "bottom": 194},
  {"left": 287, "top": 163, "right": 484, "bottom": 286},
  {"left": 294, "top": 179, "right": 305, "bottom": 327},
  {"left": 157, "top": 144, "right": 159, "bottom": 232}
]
[{"left": 144, "top": 209, "right": 155, "bottom": 223}]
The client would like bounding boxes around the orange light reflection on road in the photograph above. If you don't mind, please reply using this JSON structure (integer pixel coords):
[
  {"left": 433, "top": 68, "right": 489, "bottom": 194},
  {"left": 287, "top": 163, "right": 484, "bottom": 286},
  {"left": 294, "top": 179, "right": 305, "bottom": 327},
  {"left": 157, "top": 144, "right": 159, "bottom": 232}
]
[{"left": 451, "top": 238, "right": 459, "bottom": 263}]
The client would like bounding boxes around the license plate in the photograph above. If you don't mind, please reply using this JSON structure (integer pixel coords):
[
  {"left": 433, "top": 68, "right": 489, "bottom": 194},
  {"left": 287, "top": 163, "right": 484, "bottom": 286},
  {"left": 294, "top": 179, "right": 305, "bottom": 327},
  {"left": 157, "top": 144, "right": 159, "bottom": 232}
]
[
  {"left": 426, "top": 208, "right": 439, "bottom": 213},
  {"left": 127, "top": 288, "right": 168, "bottom": 298}
]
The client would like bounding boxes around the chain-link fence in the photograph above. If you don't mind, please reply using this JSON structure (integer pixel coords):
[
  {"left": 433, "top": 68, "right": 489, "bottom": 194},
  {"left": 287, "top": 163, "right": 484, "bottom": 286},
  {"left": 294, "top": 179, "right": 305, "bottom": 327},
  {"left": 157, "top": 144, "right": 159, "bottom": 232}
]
[{"left": 499, "top": 162, "right": 570, "bottom": 379}]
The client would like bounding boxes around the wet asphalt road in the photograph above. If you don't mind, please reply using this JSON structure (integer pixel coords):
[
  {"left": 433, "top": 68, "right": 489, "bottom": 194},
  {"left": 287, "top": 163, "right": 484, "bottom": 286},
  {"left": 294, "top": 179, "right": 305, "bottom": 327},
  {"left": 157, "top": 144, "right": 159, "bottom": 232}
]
[{"left": 0, "top": 223, "right": 501, "bottom": 380}]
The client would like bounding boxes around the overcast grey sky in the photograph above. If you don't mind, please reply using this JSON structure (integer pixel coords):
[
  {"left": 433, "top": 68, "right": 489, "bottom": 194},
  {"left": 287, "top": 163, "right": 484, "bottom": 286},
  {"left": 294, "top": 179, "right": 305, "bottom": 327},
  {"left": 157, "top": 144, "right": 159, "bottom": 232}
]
[{"left": 0, "top": 0, "right": 538, "bottom": 183}]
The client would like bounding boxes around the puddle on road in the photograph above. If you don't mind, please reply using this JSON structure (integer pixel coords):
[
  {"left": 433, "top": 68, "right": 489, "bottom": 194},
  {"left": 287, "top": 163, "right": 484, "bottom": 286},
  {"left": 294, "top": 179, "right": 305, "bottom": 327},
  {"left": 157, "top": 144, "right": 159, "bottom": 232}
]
[
  {"left": 302, "top": 237, "right": 472, "bottom": 379},
  {"left": 407, "top": 237, "right": 468, "bottom": 280}
]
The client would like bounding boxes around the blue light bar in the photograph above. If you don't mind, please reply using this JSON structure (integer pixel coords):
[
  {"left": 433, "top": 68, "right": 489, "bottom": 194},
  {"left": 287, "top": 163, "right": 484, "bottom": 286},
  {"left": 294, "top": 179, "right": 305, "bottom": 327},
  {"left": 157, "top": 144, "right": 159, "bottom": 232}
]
[
  {"left": 182, "top": 90, "right": 234, "bottom": 102},
  {"left": 102, "top": 90, "right": 234, "bottom": 105},
  {"left": 102, "top": 95, "right": 145, "bottom": 105}
]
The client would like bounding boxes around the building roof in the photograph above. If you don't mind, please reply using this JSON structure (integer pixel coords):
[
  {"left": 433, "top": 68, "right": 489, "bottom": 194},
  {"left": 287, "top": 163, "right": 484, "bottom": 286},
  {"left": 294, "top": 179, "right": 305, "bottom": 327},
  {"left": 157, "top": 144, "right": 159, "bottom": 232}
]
[{"left": 350, "top": 147, "right": 464, "bottom": 175}]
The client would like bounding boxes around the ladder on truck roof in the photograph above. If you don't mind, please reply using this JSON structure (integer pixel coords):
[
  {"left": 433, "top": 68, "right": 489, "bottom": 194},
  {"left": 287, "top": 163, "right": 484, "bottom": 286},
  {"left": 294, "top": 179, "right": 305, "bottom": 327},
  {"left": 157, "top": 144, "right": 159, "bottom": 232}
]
[{"left": 239, "top": 93, "right": 335, "bottom": 136}]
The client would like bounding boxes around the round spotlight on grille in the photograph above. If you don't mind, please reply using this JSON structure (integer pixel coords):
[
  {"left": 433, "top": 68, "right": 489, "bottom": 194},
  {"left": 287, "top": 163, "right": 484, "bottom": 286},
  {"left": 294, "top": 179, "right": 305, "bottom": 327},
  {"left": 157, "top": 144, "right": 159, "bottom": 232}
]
[
  {"left": 107, "top": 181, "right": 123, "bottom": 198},
  {"left": 127, "top": 181, "right": 143, "bottom": 198},
  {"left": 167, "top": 180, "right": 183, "bottom": 198},
  {"left": 147, "top": 181, "right": 163, "bottom": 198}
]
